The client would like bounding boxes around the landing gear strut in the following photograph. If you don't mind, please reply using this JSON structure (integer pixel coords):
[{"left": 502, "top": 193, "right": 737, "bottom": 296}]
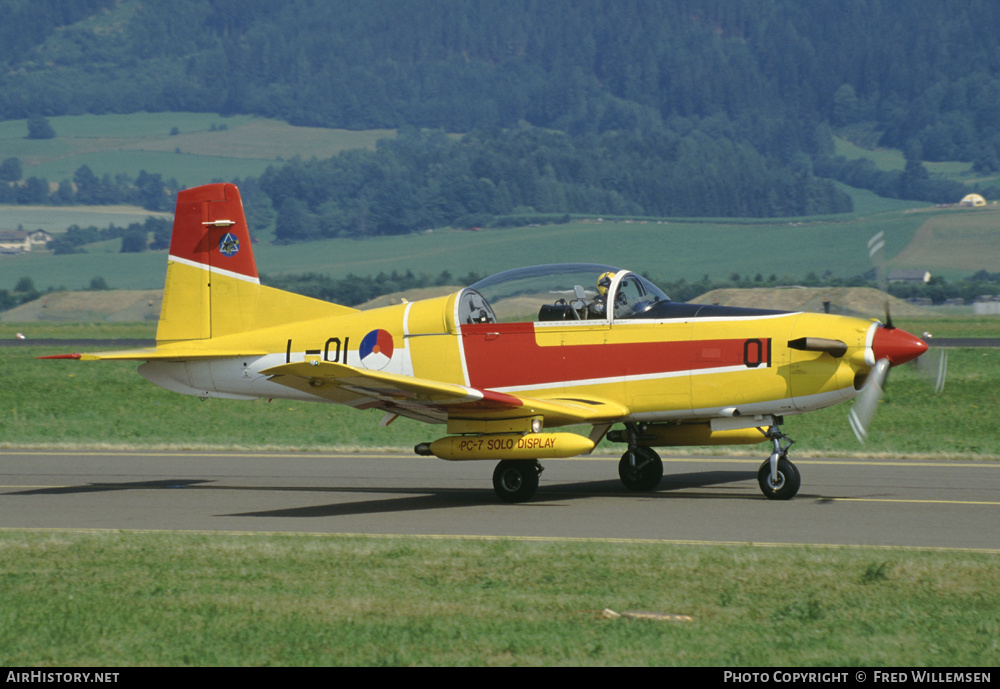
[
  {"left": 492, "top": 459, "right": 543, "bottom": 503},
  {"left": 757, "top": 426, "right": 800, "bottom": 500},
  {"left": 617, "top": 423, "right": 663, "bottom": 492}
]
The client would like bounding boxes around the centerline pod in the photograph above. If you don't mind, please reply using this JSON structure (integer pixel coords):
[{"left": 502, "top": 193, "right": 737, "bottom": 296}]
[{"left": 415, "top": 432, "right": 595, "bottom": 461}]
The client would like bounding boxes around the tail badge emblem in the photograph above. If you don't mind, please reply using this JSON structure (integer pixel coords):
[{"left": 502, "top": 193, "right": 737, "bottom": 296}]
[{"left": 218, "top": 232, "right": 240, "bottom": 257}]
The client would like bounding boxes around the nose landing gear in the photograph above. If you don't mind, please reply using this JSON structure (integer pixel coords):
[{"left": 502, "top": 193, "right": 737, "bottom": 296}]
[{"left": 757, "top": 426, "right": 800, "bottom": 500}]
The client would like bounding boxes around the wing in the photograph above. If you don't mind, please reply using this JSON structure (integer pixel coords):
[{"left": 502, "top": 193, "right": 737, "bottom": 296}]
[{"left": 261, "top": 361, "right": 629, "bottom": 427}]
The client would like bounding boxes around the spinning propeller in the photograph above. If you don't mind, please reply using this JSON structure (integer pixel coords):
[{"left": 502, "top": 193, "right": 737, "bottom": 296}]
[
  {"left": 848, "top": 316, "right": 930, "bottom": 443},
  {"left": 847, "top": 233, "right": 943, "bottom": 443},
  {"left": 848, "top": 357, "right": 889, "bottom": 443},
  {"left": 913, "top": 344, "right": 948, "bottom": 394}
]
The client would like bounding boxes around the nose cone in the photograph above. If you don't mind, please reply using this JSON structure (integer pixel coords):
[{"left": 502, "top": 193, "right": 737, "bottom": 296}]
[{"left": 872, "top": 326, "right": 928, "bottom": 366}]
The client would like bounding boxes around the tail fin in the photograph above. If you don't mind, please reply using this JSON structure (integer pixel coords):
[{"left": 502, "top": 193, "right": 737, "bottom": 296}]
[
  {"left": 156, "top": 183, "right": 354, "bottom": 344},
  {"left": 156, "top": 183, "right": 256, "bottom": 342}
]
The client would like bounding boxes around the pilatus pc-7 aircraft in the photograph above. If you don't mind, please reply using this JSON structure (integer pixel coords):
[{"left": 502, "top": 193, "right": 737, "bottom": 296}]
[{"left": 47, "top": 183, "right": 929, "bottom": 502}]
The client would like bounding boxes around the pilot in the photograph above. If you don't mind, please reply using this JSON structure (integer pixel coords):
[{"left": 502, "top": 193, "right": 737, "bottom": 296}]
[{"left": 587, "top": 271, "right": 615, "bottom": 318}]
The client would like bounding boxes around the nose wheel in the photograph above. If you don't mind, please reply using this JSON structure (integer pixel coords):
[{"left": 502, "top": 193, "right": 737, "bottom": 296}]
[{"left": 757, "top": 427, "right": 800, "bottom": 500}]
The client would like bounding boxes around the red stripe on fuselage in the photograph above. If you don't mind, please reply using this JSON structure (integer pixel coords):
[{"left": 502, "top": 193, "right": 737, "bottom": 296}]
[{"left": 461, "top": 322, "right": 769, "bottom": 389}]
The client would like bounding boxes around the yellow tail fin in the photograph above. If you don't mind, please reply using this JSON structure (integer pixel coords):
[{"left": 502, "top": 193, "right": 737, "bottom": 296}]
[{"left": 156, "top": 183, "right": 355, "bottom": 345}]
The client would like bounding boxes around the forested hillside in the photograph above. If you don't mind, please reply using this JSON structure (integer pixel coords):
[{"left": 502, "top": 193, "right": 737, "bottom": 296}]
[{"left": 1, "top": 0, "right": 998, "bottom": 233}]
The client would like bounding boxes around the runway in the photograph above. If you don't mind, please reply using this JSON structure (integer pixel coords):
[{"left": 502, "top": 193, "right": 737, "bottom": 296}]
[{"left": 2, "top": 450, "right": 998, "bottom": 552}]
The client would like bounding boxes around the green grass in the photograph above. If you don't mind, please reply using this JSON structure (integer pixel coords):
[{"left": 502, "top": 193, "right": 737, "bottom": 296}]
[
  {"left": 892, "top": 209, "right": 1000, "bottom": 274},
  {"left": 895, "top": 316, "right": 1000, "bottom": 338},
  {"left": 0, "top": 322, "right": 155, "bottom": 339},
  {"left": 0, "top": 531, "right": 996, "bottom": 666},
  {"left": 28, "top": 149, "right": 279, "bottom": 189},
  {"left": 833, "top": 136, "right": 994, "bottom": 186},
  {"left": 1, "top": 209, "right": 936, "bottom": 292},
  {"left": 783, "top": 350, "right": 1000, "bottom": 458},
  {"left": 0, "top": 342, "right": 432, "bottom": 452},
  {"left": 8, "top": 199, "right": 996, "bottom": 294},
  {"left": 1, "top": 113, "right": 395, "bottom": 187},
  {"left": 0, "top": 205, "right": 170, "bottom": 237},
  {"left": 7, "top": 204, "right": 992, "bottom": 291},
  {"left": 0, "top": 249, "right": 168, "bottom": 293}
]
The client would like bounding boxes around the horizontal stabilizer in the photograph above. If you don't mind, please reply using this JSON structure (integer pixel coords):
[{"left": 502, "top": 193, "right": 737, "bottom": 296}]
[{"left": 39, "top": 346, "right": 267, "bottom": 362}]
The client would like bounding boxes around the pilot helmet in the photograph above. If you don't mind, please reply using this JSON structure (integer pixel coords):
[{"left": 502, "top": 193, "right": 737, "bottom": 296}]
[{"left": 597, "top": 271, "right": 616, "bottom": 296}]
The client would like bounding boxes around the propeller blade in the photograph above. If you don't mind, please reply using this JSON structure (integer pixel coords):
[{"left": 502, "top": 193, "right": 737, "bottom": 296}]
[
  {"left": 912, "top": 347, "right": 948, "bottom": 394},
  {"left": 868, "top": 231, "right": 887, "bottom": 293},
  {"left": 934, "top": 350, "right": 948, "bottom": 394},
  {"left": 848, "top": 358, "right": 890, "bottom": 444}
]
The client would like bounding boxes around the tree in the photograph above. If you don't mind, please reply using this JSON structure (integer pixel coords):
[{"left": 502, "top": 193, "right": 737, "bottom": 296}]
[
  {"left": 274, "top": 197, "right": 320, "bottom": 242},
  {"left": 135, "top": 171, "right": 169, "bottom": 211},
  {"left": 26, "top": 115, "right": 56, "bottom": 140},
  {"left": 0, "top": 157, "right": 22, "bottom": 181},
  {"left": 73, "top": 165, "right": 101, "bottom": 203},
  {"left": 54, "top": 179, "right": 74, "bottom": 204},
  {"left": 120, "top": 228, "right": 148, "bottom": 253},
  {"left": 147, "top": 217, "right": 172, "bottom": 250},
  {"left": 16, "top": 177, "right": 49, "bottom": 204},
  {"left": 832, "top": 84, "right": 860, "bottom": 126}
]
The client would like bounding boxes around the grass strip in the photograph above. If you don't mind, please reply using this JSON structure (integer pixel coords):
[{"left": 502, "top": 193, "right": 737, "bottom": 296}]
[{"left": 1, "top": 530, "right": 997, "bottom": 666}]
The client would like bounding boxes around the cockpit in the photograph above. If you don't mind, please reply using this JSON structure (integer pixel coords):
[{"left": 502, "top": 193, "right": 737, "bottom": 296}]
[{"left": 456, "top": 263, "right": 671, "bottom": 325}]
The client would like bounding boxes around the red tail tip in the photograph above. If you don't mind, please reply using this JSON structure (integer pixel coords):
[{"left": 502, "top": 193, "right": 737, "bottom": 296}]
[{"left": 169, "top": 183, "right": 258, "bottom": 281}]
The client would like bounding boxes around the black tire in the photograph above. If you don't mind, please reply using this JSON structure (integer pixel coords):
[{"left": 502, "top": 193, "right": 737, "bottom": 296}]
[
  {"left": 493, "top": 460, "right": 540, "bottom": 503},
  {"left": 618, "top": 447, "right": 664, "bottom": 491},
  {"left": 757, "top": 456, "right": 801, "bottom": 500}
]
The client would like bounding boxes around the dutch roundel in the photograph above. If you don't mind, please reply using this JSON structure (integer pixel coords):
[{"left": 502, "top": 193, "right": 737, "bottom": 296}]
[{"left": 359, "top": 329, "right": 394, "bottom": 370}]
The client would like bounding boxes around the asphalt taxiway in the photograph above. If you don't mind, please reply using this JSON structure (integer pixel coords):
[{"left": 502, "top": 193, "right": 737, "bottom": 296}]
[{"left": 2, "top": 450, "right": 997, "bottom": 552}]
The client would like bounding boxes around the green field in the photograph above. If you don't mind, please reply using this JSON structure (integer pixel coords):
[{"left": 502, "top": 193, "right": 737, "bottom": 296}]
[
  {"left": 1, "top": 530, "right": 996, "bottom": 666},
  {"left": 8, "top": 205, "right": 1000, "bottom": 294},
  {"left": 0, "top": 204, "right": 170, "bottom": 235},
  {"left": 0, "top": 113, "right": 395, "bottom": 187},
  {"left": 834, "top": 136, "right": 998, "bottom": 186}
]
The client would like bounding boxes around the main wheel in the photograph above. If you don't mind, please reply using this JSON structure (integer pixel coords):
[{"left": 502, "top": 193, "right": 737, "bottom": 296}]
[
  {"left": 618, "top": 447, "right": 663, "bottom": 491},
  {"left": 757, "top": 456, "right": 801, "bottom": 500},
  {"left": 493, "top": 460, "right": 541, "bottom": 503}
]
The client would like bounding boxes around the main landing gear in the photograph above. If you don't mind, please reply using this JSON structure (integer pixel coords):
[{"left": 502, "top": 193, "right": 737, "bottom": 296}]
[
  {"left": 757, "top": 426, "right": 800, "bottom": 500},
  {"left": 492, "top": 460, "right": 544, "bottom": 503},
  {"left": 616, "top": 424, "right": 664, "bottom": 492}
]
